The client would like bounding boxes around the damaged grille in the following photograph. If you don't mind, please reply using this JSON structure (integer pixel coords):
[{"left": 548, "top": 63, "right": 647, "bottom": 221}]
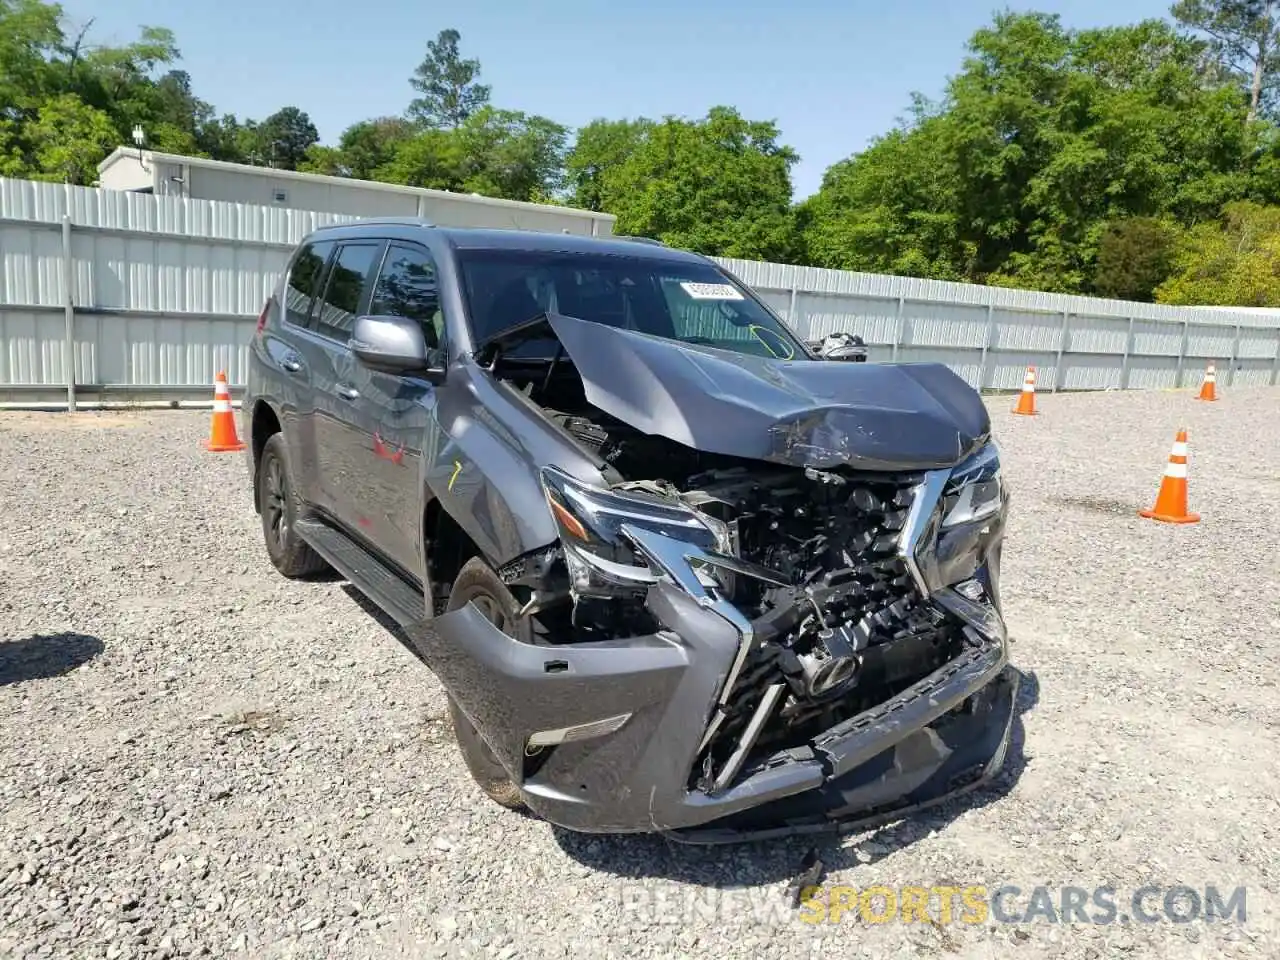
[{"left": 687, "top": 472, "right": 967, "bottom": 794}]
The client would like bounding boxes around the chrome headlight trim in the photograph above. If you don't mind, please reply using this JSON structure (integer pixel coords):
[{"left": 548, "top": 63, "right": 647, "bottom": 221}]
[
  {"left": 897, "top": 469, "right": 950, "bottom": 598},
  {"left": 941, "top": 441, "right": 1004, "bottom": 530}
]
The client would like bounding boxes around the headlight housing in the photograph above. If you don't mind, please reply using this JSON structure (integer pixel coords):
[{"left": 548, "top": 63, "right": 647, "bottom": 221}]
[
  {"left": 540, "top": 466, "right": 731, "bottom": 597},
  {"left": 940, "top": 440, "right": 1005, "bottom": 529}
]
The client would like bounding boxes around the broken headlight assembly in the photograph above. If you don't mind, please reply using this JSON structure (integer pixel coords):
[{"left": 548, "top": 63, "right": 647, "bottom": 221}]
[
  {"left": 941, "top": 440, "right": 1005, "bottom": 529},
  {"left": 539, "top": 466, "right": 731, "bottom": 597}
]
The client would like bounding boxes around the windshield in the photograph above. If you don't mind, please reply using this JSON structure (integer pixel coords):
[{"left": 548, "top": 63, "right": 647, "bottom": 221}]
[{"left": 457, "top": 248, "right": 807, "bottom": 361}]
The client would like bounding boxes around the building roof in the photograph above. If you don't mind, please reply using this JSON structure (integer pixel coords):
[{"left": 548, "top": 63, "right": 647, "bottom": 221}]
[{"left": 96, "top": 147, "right": 616, "bottom": 224}]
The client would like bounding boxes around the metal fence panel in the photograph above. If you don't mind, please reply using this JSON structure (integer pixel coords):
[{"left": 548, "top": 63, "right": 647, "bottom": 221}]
[
  {"left": 905, "top": 301, "right": 988, "bottom": 349},
  {"left": 1067, "top": 315, "right": 1128, "bottom": 354},
  {"left": 1131, "top": 319, "right": 1183, "bottom": 357},
  {"left": 796, "top": 292, "right": 900, "bottom": 344},
  {"left": 0, "top": 308, "right": 64, "bottom": 384},
  {"left": 1060, "top": 353, "right": 1124, "bottom": 390},
  {"left": 1184, "top": 323, "right": 1238, "bottom": 359},
  {"left": 3, "top": 177, "right": 1279, "bottom": 405},
  {"left": 1237, "top": 327, "right": 1279, "bottom": 360},
  {"left": 991, "top": 309, "right": 1062, "bottom": 352},
  {"left": 1233, "top": 359, "right": 1275, "bottom": 385}
]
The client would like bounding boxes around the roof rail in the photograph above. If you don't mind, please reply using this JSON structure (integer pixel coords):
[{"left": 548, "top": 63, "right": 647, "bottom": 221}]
[
  {"left": 612, "top": 235, "right": 667, "bottom": 246},
  {"left": 319, "top": 216, "right": 437, "bottom": 230}
]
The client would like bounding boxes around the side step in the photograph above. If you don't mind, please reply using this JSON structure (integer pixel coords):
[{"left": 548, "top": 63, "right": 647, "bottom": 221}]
[{"left": 295, "top": 518, "right": 426, "bottom": 629}]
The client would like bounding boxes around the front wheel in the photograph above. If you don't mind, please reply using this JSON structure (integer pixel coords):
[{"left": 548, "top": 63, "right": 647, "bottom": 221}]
[{"left": 442, "top": 556, "right": 533, "bottom": 812}]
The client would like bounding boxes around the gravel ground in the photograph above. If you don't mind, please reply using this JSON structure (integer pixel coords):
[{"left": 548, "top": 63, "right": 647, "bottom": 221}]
[{"left": 2, "top": 385, "right": 1279, "bottom": 960}]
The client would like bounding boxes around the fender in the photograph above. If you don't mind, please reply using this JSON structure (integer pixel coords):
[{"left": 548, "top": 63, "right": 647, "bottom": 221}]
[{"left": 416, "top": 361, "right": 606, "bottom": 607}]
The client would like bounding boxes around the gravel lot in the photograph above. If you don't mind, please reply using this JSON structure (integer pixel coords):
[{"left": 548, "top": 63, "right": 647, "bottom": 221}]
[{"left": 2, "top": 385, "right": 1279, "bottom": 960}]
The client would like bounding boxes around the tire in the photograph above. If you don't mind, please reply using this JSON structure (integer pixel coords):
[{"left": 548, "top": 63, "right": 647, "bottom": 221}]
[
  {"left": 443, "top": 556, "right": 532, "bottom": 812},
  {"left": 257, "top": 432, "right": 328, "bottom": 579}
]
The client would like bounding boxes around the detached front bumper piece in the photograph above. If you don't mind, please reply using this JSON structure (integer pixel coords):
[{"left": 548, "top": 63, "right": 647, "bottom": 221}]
[{"left": 414, "top": 573, "right": 1016, "bottom": 841}]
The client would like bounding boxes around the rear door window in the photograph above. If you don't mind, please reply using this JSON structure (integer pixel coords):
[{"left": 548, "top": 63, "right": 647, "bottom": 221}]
[
  {"left": 284, "top": 240, "right": 335, "bottom": 328},
  {"left": 313, "top": 242, "right": 383, "bottom": 342}
]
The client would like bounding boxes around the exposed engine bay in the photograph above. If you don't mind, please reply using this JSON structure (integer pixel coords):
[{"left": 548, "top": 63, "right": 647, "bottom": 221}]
[{"left": 495, "top": 353, "right": 972, "bottom": 792}]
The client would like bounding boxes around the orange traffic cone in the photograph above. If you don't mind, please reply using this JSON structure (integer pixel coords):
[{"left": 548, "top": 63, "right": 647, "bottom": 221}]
[
  {"left": 205, "top": 371, "right": 246, "bottom": 453},
  {"left": 1139, "top": 428, "right": 1199, "bottom": 524},
  {"left": 1012, "top": 366, "right": 1037, "bottom": 415},
  {"left": 1196, "top": 361, "right": 1217, "bottom": 402}
]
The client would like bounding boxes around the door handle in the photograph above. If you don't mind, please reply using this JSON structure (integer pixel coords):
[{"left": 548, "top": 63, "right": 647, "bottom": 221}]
[
  {"left": 336, "top": 384, "right": 360, "bottom": 401},
  {"left": 281, "top": 357, "right": 303, "bottom": 373}
]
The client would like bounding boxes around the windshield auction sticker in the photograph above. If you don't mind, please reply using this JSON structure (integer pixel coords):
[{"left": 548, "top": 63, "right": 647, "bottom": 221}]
[{"left": 680, "top": 282, "right": 744, "bottom": 300}]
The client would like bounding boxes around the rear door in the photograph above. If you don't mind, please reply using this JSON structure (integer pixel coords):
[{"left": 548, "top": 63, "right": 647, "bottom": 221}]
[
  {"left": 343, "top": 241, "right": 445, "bottom": 578},
  {"left": 270, "top": 238, "right": 335, "bottom": 506},
  {"left": 307, "top": 239, "right": 386, "bottom": 526}
]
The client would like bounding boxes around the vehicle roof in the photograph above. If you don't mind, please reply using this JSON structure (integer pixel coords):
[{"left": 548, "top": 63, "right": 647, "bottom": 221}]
[{"left": 307, "top": 219, "right": 710, "bottom": 265}]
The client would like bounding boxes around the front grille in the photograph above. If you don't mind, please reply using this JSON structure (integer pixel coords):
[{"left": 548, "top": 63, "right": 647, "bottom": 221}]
[{"left": 691, "top": 476, "right": 967, "bottom": 792}]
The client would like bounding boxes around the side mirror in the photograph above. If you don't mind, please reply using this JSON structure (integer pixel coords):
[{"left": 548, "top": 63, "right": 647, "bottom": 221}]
[{"left": 349, "top": 315, "right": 445, "bottom": 379}]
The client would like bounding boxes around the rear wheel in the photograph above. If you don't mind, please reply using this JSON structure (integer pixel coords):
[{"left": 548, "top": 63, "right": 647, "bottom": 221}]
[
  {"left": 257, "top": 433, "right": 328, "bottom": 579},
  {"left": 443, "top": 557, "right": 531, "bottom": 812}
]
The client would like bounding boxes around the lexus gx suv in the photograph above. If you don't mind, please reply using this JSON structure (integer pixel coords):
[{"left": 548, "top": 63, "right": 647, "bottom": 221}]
[{"left": 241, "top": 219, "right": 1017, "bottom": 843}]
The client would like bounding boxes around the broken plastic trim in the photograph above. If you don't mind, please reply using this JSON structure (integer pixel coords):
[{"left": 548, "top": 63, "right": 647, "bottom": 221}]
[
  {"left": 619, "top": 525, "right": 759, "bottom": 766},
  {"left": 709, "top": 683, "right": 786, "bottom": 793}
]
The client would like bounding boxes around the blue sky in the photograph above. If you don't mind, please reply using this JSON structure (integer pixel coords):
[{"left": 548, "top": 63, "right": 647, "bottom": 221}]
[{"left": 67, "top": 0, "right": 1176, "bottom": 198}]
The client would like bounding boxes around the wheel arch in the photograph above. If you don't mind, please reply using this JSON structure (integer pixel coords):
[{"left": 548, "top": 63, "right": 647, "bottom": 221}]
[{"left": 250, "top": 400, "right": 282, "bottom": 513}]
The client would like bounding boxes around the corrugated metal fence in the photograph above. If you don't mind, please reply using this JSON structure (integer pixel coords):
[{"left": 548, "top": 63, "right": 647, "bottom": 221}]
[{"left": 2, "top": 177, "right": 1279, "bottom": 408}]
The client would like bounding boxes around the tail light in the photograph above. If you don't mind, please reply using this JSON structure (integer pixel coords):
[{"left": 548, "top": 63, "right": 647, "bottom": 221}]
[{"left": 255, "top": 300, "right": 271, "bottom": 338}]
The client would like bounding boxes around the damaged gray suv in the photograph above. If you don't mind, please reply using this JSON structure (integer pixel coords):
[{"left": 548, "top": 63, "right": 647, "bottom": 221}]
[{"left": 242, "top": 219, "right": 1018, "bottom": 843}]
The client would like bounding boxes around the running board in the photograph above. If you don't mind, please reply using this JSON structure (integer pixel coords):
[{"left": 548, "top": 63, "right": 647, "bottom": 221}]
[{"left": 295, "top": 518, "right": 426, "bottom": 629}]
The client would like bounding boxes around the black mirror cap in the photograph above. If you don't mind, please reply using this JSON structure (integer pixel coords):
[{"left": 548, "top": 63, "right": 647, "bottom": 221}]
[{"left": 349, "top": 315, "right": 445, "bottom": 380}]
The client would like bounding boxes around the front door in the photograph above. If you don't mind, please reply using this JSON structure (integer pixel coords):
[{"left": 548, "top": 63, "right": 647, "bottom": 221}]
[
  {"left": 343, "top": 242, "right": 447, "bottom": 579},
  {"left": 305, "top": 239, "right": 386, "bottom": 528}
]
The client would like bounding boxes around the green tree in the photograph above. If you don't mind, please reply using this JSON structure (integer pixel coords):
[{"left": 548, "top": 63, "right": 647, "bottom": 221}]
[
  {"left": 28, "top": 92, "right": 118, "bottom": 183},
  {"left": 1092, "top": 218, "right": 1181, "bottom": 300},
  {"left": 252, "top": 106, "right": 319, "bottom": 170},
  {"left": 0, "top": 0, "right": 61, "bottom": 122},
  {"left": 375, "top": 128, "right": 465, "bottom": 190},
  {"left": 297, "top": 144, "right": 346, "bottom": 176},
  {"left": 194, "top": 114, "right": 250, "bottom": 162},
  {"left": 1172, "top": 0, "right": 1280, "bottom": 122},
  {"left": 797, "top": 105, "right": 970, "bottom": 278},
  {"left": 336, "top": 117, "right": 415, "bottom": 179},
  {"left": 1156, "top": 199, "right": 1280, "bottom": 303},
  {"left": 565, "top": 118, "right": 652, "bottom": 211},
  {"left": 453, "top": 107, "right": 568, "bottom": 201},
  {"left": 801, "top": 12, "right": 1254, "bottom": 291},
  {"left": 570, "top": 106, "right": 799, "bottom": 260},
  {"left": 407, "top": 28, "right": 490, "bottom": 128}
]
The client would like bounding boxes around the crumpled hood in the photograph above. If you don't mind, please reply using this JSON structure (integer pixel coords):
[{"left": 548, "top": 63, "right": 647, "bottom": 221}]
[{"left": 546, "top": 313, "right": 990, "bottom": 471}]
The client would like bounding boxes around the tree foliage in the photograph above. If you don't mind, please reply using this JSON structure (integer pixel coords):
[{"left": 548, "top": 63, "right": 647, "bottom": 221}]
[
  {"left": 407, "top": 28, "right": 490, "bottom": 128},
  {"left": 1172, "top": 0, "right": 1280, "bottom": 121},
  {"left": 13, "top": 2, "right": 1280, "bottom": 303},
  {"left": 1093, "top": 218, "right": 1182, "bottom": 301},
  {"left": 801, "top": 12, "right": 1264, "bottom": 295},
  {"left": 1155, "top": 200, "right": 1280, "bottom": 303},
  {"left": 567, "top": 107, "right": 800, "bottom": 261},
  {"left": 251, "top": 107, "right": 319, "bottom": 170}
]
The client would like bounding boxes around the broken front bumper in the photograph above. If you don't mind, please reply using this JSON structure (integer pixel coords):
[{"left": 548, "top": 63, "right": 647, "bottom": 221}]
[{"left": 413, "top": 574, "right": 1016, "bottom": 841}]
